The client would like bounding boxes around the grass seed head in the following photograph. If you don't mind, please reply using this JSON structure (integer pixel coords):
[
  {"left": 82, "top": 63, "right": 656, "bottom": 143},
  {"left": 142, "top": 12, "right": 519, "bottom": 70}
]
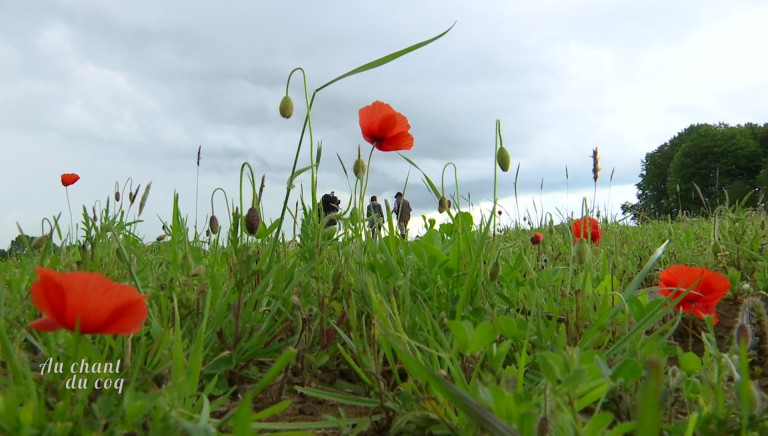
[
  {"left": 139, "top": 182, "right": 152, "bottom": 216},
  {"left": 279, "top": 95, "right": 294, "bottom": 119},
  {"left": 591, "top": 147, "right": 600, "bottom": 183},
  {"left": 245, "top": 206, "right": 261, "bottom": 235},
  {"left": 497, "top": 146, "right": 511, "bottom": 172}
]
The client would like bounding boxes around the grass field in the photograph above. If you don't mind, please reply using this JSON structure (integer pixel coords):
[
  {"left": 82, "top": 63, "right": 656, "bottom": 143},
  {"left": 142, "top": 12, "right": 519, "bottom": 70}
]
[{"left": 2, "top": 25, "right": 768, "bottom": 436}]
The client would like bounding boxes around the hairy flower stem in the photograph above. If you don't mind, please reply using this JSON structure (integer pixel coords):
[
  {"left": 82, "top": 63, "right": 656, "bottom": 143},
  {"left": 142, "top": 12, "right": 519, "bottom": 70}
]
[
  {"left": 238, "top": 162, "right": 257, "bottom": 241},
  {"left": 493, "top": 119, "right": 502, "bottom": 238},
  {"left": 65, "top": 186, "right": 75, "bottom": 244}
]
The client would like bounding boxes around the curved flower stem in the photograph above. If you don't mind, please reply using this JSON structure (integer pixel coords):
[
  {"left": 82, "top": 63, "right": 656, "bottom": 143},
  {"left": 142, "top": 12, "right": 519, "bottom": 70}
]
[
  {"left": 65, "top": 186, "right": 74, "bottom": 244},
  {"left": 493, "top": 119, "right": 501, "bottom": 238},
  {"left": 359, "top": 145, "right": 376, "bottom": 238},
  {"left": 239, "top": 162, "right": 256, "bottom": 241},
  {"left": 210, "top": 187, "right": 231, "bottom": 238},
  {"left": 441, "top": 162, "right": 461, "bottom": 213}
]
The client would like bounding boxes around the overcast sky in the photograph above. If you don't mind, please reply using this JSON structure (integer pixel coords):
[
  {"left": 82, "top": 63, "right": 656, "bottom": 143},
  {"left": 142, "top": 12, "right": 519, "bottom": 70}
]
[{"left": 2, "top": 0, "right": 768, "bottom": 246}]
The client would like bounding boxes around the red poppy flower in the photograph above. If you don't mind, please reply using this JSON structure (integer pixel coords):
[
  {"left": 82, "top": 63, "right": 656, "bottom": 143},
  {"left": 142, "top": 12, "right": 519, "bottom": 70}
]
[
  {"left": 531, "top": 232, "right": 544, "bottom": 245},
  {"left": 572, "top": 216, "right": 601, "bottom": 245},
  {"left": 359, "top": 101, "right": 414, "bottom": 152},
  {"left": 658, "top": 265, "right": 730, "bottom": 324},
  {"left": 29, "top": 267, "right": 149, "bottom": 335},
  {"left": 61, "top": 173, "right": 80, "bottom": 187}
]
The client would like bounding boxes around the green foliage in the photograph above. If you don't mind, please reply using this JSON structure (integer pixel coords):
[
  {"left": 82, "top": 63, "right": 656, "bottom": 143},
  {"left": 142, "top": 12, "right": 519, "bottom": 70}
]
[{"left": 626, "top": 122, "right": 768, "bottom": 222}]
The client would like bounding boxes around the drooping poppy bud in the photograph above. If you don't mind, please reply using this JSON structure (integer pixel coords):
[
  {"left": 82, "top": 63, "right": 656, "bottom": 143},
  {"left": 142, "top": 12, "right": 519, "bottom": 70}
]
[
  {"left": 497, "top": 146, "right": 511, "bottom": 172},
  {"left": 245, "top": 207, "right": 261, "bottom": 235},
  {"left": 209, "top": 215, "right": 220, "bottom": 235},
  {"left": 438, "top": 196, "right": 448, "bottom": 213},
  {"left": 489, "top": 255, "right": 501, "bottom": 281},
  {"left": 279, "top": 95, "right": 294, "bottom": 119},
  {"left": 156, "top": 234, "right": 166, "bottom": 242},
  {"left": 115, "top": 190, "right": 121, "bottom": 202},
  {"left": 32, "top": 235, "right": 49, "bottom": 250}
]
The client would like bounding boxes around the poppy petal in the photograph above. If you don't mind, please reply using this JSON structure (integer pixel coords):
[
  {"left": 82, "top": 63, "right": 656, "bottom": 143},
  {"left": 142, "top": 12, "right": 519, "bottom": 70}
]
[
  {"left": 359, "top": 101, "right": 413, "bottom": 152},
  {"left": 29, "top": 316, "right": 65, "bottom": 332},
  {"left": 28, "top": 267, "right": 148, "bottom": 335},
  {"left": 98, "top": 295, "right": 150, "bottom": 335}
]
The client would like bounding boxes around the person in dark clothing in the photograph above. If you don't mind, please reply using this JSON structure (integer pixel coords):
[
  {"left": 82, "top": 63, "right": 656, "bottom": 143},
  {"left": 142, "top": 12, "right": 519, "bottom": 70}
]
[
  {"left": 318, "top": 192, "right": 341, "bottom": 228},
  {"left": 366, "top": 195, "right": 384, "bottom": 239},
  {"left": 392, "top": 192, "right": 412, "bottom": 239}
]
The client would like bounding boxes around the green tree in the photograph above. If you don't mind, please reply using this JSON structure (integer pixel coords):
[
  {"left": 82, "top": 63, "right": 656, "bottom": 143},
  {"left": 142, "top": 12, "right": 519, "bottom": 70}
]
[
  {"left": 668, "top": 125, "right": 762, "bottom": 213},
  {"left": 626, "top": 123, "right": 767, "bottom": 222}
]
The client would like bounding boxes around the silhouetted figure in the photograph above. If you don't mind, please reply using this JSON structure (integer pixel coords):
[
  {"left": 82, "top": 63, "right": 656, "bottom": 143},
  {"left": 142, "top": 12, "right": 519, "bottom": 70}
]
[
  {"left": 366, "top": 195, "right": 384, "bottom": 239},
  {"left": 318, "top": 192, "right": 341, "bottom": 228}
]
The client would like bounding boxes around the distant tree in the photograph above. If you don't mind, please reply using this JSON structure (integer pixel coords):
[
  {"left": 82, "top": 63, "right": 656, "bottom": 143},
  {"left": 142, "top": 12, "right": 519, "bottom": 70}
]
[
  {"left": 7, "top": 234, "right": 34, "bottom": 257},
  {"left": 668, "top": 125, "right": 762, "bottom": 212},
  {"left": 0, "top": 248, "right": 7, "bottom": 260},
  {"left": 625, "top": 123, "right": 768, "bottom": 222}
]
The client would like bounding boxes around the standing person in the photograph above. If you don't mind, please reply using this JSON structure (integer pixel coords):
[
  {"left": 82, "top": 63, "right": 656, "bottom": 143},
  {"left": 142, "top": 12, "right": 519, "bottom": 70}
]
[
  {"left": 366, "top": 195, "right": 384, "bottom": 239},
  {"left": 393, "top": 192, "right": 412, "bottom": 239}
]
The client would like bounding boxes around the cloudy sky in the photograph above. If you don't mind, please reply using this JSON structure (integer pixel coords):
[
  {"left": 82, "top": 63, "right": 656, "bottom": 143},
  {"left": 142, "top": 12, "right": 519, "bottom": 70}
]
[{"left": 2, "top": 0, "right": 768, "bottom": 246}]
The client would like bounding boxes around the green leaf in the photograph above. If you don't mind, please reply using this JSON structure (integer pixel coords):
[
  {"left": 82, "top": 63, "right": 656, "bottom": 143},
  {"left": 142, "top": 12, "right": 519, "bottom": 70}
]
[
  {"left": 583, "top": 412, "right": 614, "bottom": 436},
  {"left": 467, "top": 321, "right": 497, "bottom": 355},
  {"left": 611, "top": 359, "right": 643, "bottom": 383},
  {"left": 679, "top": 352, "right": 702, "bottom": 376},
  {"left": 294, "top": 387, "right": 380, "bottom": 407},
  {"left": 393, "top": 345, "right": 519, "bottom": 436},
  {"left": 317, "top": 22, "right": 454, "bottom": 93},
  {"left": 538, "top": 352, "right": 565, "bottom": 383},
  {"left": 447, "top": 320, "right": 472, "bottom": 353}
]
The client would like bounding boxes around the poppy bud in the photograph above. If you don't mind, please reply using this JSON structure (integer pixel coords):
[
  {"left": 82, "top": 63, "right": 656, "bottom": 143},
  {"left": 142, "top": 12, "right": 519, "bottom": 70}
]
[
  {"left": 128, "top": 192, "right": 135, "bottom": 203},
  {"left": 209, "top": 215, "right": 220, "bottom": 234},
  {"left": 575, "top": 238, "right": 588, "bottom": 264},
  {"left": 447, "top": 199, "right": 452, "bottom": 209},
  {"left": 190, "top": 265, "right": 205, "bottom": 278},
  {"left": 537, "top": 416, "right": 549, "bottom": 436},
  {"left": 736, "top": 322, "right": 753, "bottom": 349},
  {"left": 206, "top": 229, "right": 211, "bottom": 237},
  {"left": 711, "top": 241, "right": 722, "bottom": 255},
  {"left": 92, "top": 206, "right": 98, "bottom": 222},
  {"left": 115, "top": 190, "right": 121, "bottom": 202},
  {"left": 156, "top": 234, "right": 166, "bottom": 242},
  {"left": 279, "top": 95, "right": 294, "bottom": 119},
  {"left": 531, "top": 232, "right": 544, "bottom": 245},
  {"left": 353, "top": 157, "right": 366, "bottom": 181},
  {"left": 497, "top": 146, "right": 511, "bottom": 172},
  {"left": 438, "top": 196, "right": 448, "bottom": 213},
  {"left": 32, "top": 235, "right": 49, "bottom": 250},
  {"left": 489, "top": 256, "right": 501, "bottom": 281},
  {"left": 245, "top": 206, "right": 261, "bottom": 235},
  {"left": 130, "top": 184, "right": 140, "bottom": 206}
]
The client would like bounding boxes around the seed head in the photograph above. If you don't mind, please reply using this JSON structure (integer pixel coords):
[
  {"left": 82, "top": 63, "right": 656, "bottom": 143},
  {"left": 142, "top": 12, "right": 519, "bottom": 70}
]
[
  {"left": 245, "top": 206, "right": 261, "bottom": 235},
  {"left": 438, "top": 196, "right": 448, "bottom": 213},
  {"left": 138, "top": 182, "right": 152, "bottom": 217},
  {"left": 497, "top": 146, "right": 511, "bottom": 172},
  {"left": 279, "top": 95, "right": 294, "bottom": 119},
  {"left": 209, "top": 215, "right": 220, "bottom": 234},
  {"left": 591, "top": 147, "right": 600, "bottom": 183}
]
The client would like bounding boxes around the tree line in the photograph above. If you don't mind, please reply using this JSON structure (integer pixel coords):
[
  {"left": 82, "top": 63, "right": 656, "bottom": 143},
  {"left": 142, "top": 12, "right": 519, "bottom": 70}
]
[{"left": 622, "top": 122, "right": 768, "bottom": 221}]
